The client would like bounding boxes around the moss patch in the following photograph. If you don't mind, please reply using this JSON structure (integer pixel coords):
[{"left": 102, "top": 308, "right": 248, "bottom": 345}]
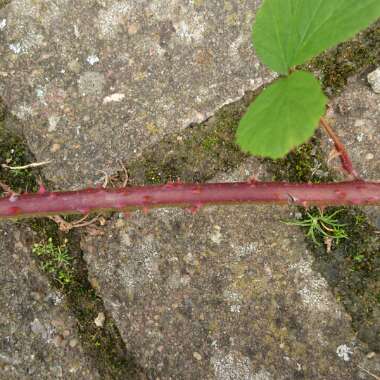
[
  {"left": 0, "top": 106, "right": 39, "bottom": 195},
  {"left": 305, "top": 21, "right": 380, "bottom": 95},
  {"left": 267, "top": 134, "right": 332, "bottom": 184}
]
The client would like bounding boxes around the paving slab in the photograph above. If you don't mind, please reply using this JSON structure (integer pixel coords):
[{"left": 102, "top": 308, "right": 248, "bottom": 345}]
[
  {"left": 0, "top": 222, "right": 100, "bottom": 379},
  {"left": 0, "top": 0, "right": 272, "bottom": 189},
  {"left": 81, "top": 161, "right": 371, "bottom": 379}
]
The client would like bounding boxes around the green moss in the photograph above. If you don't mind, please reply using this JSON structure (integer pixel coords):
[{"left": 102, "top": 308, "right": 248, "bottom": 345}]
[
  {"left": 29, "top": 221, "right": 145, "bottom": 378},
  {"left": 143, "top": 162, "right": 179, "bottom": 185},
  {"left": 0, "top": 116, "right": 39, "bottom": 195},
  {"left": 202, "top": 135, "right": 221, "bottom": 151},
  {"left": 267, "top": 134, "right": 332, "bottom": 184},
  {"left": 27, "top": 221, "right": 145, "bottom": 378},
  {"left": 305, "top": 21, "right": 380, "bottom": 95}
]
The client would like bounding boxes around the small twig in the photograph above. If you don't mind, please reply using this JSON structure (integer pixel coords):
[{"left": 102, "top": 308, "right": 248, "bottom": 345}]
[
  {"left": 2, "top": 160, "right": 52, "bottom": 170},
  {"left": 117, "top": 160, "right": 129, "bottom": 187},
  {"left": 97, "top": 170, "right": 110, "bottom": 188},
  {"left": 49, "top": 214, "right": 100, "bottom": 232},
  {"left": 358, "top": 365, "right": 380, "bottom": 380},
  {"left": 69, "top": 216, "right": 100, "bottom": 229},
  {"left": 319, "top": 117, "right": 359, "bottom": 179}
]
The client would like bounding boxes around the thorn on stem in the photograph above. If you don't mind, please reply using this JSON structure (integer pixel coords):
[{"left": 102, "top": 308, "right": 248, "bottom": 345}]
[
  {"left": 37, "top": 184, "right": 47, "bottom": 195},
  {"left": 143, "top": 195, "right": 153, "bottom": 203},
  {"left": 122, "top": 212, "right": 130, "bottom": 219},
  {"left": 164, "top": 182, "right": 175, "bottom": 189},
  {"left": 287, "top": 193, "right": 298, "bottom": 204},
  {"left": 9, "top": 193, "right": 19, "bottom": 203},
  {"left": 247, "top": 175, "right": 259, "bottom": 184},
  {"left": 191, "top": 186, "right": 202, "bottom": 194},
  {"left": 8, "top": 206, "right": 21, "bottom": 215},
  {"left": 78, "top": 208, "right": 91, "bottom": 215},
  {"left": 186, "top": 202, "right": 203, "bottom": 215}
]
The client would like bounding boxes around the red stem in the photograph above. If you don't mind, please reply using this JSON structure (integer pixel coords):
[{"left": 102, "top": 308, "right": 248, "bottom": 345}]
[
  {"left": 320, "top": 117, "right": 359, "bottom": 179},
  {"left": 0, "top": 181, "right": 379, "bottom": 220}
]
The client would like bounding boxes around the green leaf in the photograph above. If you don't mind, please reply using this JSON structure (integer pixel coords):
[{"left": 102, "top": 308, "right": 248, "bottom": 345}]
[
  {"left": 253, "top": 0, "right": 380, "bottom": 74},
  {"left": 236, "top": 71, "right": 327, "bottom": 159}
]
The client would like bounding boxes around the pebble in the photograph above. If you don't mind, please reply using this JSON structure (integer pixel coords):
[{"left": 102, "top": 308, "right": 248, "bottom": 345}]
[
  {"left": 86, "top": 55, "right": 100, "bottom": 66},
  {"left": 69, "top": 338, "right": 79, "bottom": 348},
  {"left": 30, "top": 319, "right": 46, "bottom": 336},
  {"left": 94, "top": 312, "right": 105, "bottom": 327},
  {"left": 367, "top": 68, "right": 380, "bottom": 94},
  {"left": 52, "top": 334, "right": 64, "bottom": 347},
  {"left": 50, "top": 143, "right": 61, "bottom": 153},
  {"left": 0, "top": 19, "right": 7, "bottom": 31}
]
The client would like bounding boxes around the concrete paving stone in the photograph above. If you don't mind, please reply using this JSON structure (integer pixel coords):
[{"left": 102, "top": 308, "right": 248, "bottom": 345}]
[
  {"left": 81, "top": 160, "right": 371, "bottom": 379},
  {"left": 0, "top": 0, "right": 273, "bottom": 189}
]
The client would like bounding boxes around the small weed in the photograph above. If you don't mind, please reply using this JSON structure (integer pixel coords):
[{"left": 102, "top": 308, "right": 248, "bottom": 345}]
[
  {"left": 353, "top": 254, "right": 366, "bottom": 263},
  {"left": 32, "top": 237, "right": 73, "bottom": 285},
  {"left": 354, "top": 214, "right": 367, "bottom": 226},
  {"left": 285, "top": 209, "right": 348, "bottom": 246}
]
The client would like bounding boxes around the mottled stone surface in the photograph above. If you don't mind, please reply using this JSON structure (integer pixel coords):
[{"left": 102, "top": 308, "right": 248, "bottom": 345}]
[
  {"left": 0, "top": 222, "right": 100, "bottom": 379},
  {"left": 367, "top": 67, "right": 380, "bottom": 94},
  {"left": 323, "top": 74, "right": 380, "bottom": 227},
  {"left": 0, "top": 0, "right": 272, "bottom": 189},
  {"left": 81, "top": 162, "right": 367, "bottom": 379}
]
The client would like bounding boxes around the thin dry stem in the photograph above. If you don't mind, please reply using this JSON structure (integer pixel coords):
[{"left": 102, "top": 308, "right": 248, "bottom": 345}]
[
  {"left": 117, "top": 159, "right": 129, "bottom": 187},
  {"left": 320, "top": 117, "right": 359, "bottom": 179},
  {"left": 49, "top": 214, "right": 101, "bottom": 232},
  {"left": 2, "top": 160, "right": 52, "bottom": 170}
]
